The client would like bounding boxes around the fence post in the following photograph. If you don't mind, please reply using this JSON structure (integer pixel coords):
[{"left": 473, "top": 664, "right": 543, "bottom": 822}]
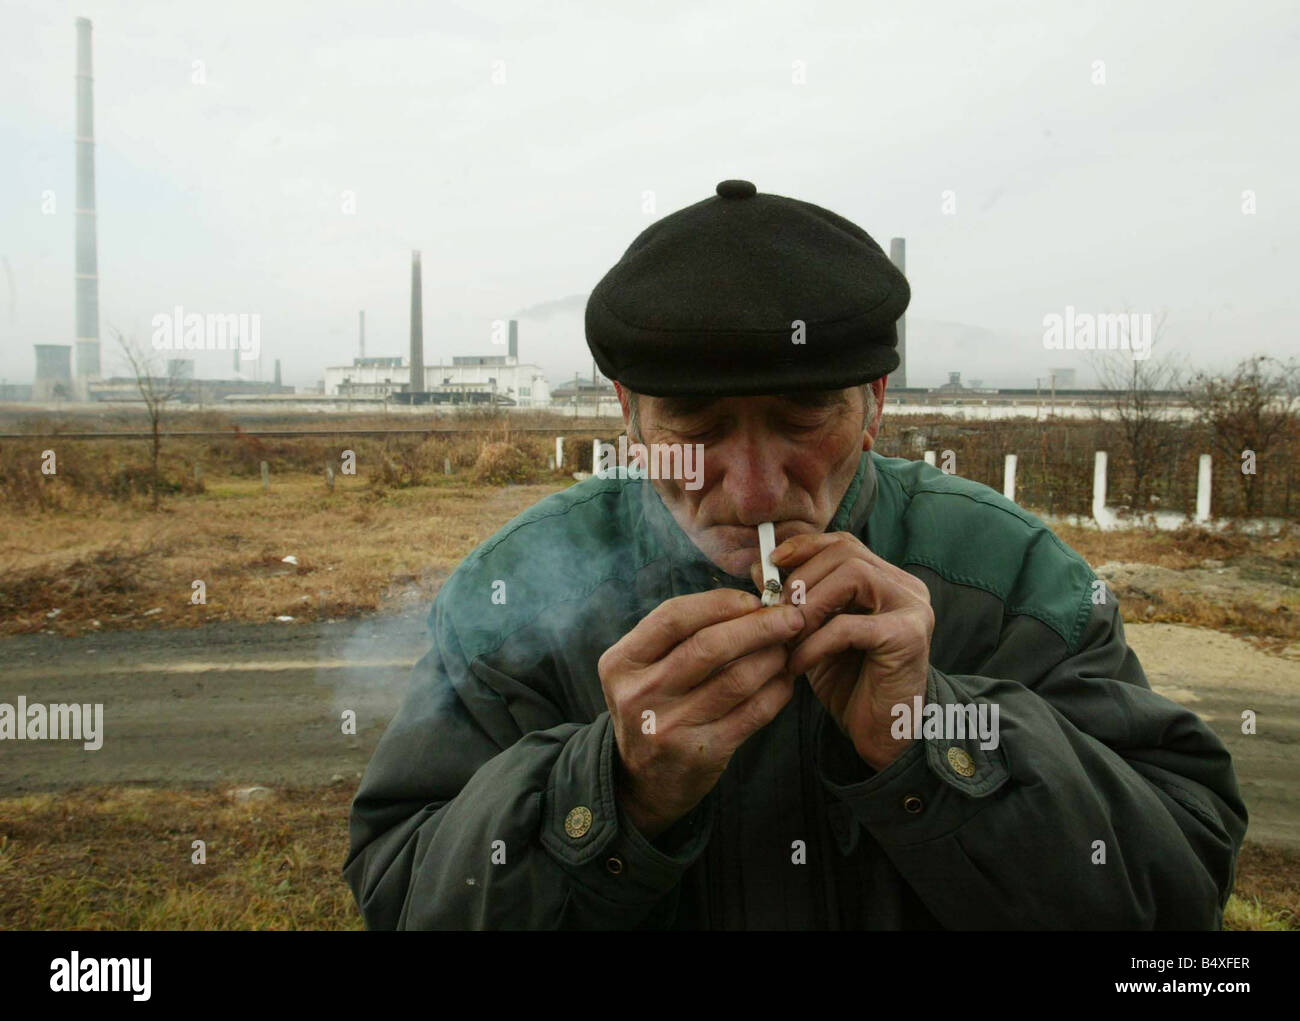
[
  {"left": 923, "top": 450, "right": 936, "bottom": 466},
  {"left": 326, "top": 464, "right": 335, "bottom": 491},
  {"left": 261, "top": 461, "right": 269, "bottom": 492},
  {"left": 555, "top": 436, "right": 564, "bottom": 470},
  {"left": 1003, "top": 454, "right": 1017, "bottom": 502},
  {"left": 1196, "top": 454, "right": 1212, "bottom": 523},
  {"left": 1092, "top": 451, "right": 1108, "bottom": 524},
  {"left": 592, "top": 438, "right": 602, "bottom": 476},
  {"left": 194, "top": 464, "right": 202, "bottom": 484},
  {"left": 443, "top": 457, "right": 451, "bottom": 476}
]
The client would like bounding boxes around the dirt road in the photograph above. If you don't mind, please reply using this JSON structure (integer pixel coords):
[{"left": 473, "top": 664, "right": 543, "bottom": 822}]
[{"left": 1, "top": 617, "right": 1295, "bottom": 848}]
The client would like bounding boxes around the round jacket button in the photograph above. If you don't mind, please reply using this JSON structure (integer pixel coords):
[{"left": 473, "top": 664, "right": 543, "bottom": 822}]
[
  {"left": 605, "top": 856, "right": 624, "bottom": 875},
  {"left": 902, "top": 794, "right": 924, "bottom": 814},
  {"left": 564, "top": 806, "right": 593, "bottom": 839},
  {"left": 716, "top": 179, "right": 756, "bottom": 199},
  {"left": 947, "top": 747, "right": 976, "bottom": 777}
]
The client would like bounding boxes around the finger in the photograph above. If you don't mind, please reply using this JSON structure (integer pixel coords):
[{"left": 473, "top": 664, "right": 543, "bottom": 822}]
[
  {"left": 769, "top": 531, "right": 852, "bottom": 568},
  {"left": 787, "top": 609, "right": 919, "bottom": 677},
  {"left": 789, "top": 559, "right": 888, "bottom": 641},
  {"left": 675, "top": 643, "right": 790, "bottom": 724},
  {"left": 788, "top": 551, "right": 928, "bottom": 625},
  {"left": 613, "top": 588, "right": 762, "bottom": 669},
  {"left": 705, "top": 670, "right": 797, "bottom": 753},
  {"left": 774, "top": 532, "right": 927, "bottom": 599},
  {"left": 657, "top": 602, "right": 805, "bottom": 694}
]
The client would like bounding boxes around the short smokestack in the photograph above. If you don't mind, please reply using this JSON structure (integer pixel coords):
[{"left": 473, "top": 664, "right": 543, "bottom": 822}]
[
  {"left": 507, "top": 319, "right": 517, "bottom": 361},
  {"left": 889, "top": 237, "right": 906, "bottom": 389},
  {"left": 359, "top": 310, "right": 366, "bottom": 359},
  {"left": 274, "top": 358, "right": 282, "bottom": 386},
  {"left": 74, "top": 17, "right": 101, "bottom": 391},
  {"left": 409, "top": 251, "right": 424, "bottom": 394}
]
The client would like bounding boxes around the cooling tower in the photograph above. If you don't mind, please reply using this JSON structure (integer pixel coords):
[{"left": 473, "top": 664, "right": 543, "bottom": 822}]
[{"left": 34, "top": 344, "right": 74, "bottom": 401}]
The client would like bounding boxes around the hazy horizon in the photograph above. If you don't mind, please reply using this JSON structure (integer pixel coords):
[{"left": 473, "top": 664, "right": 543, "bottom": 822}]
[{"left": 2, "top": 0, "right": 1297, "bottom": 391}]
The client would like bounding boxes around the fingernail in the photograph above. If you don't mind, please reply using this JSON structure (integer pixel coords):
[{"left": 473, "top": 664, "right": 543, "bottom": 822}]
[{"left": 779, "top": 606, "right": 804, "bottom": 630}]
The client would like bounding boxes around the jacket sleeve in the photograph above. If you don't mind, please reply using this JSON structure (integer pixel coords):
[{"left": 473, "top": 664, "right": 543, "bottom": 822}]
[
  {"left": 814, "top": 592, "right": 1249, "bottom": 930},
  {"left": 343, "top": 598, "right": 712, "bottom": 930}
]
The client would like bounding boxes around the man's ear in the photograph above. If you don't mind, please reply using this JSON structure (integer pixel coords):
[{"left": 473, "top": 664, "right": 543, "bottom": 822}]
[
  {"left": 863, "top": 377, "right": 887, "bottom": 451},
  {"left": 614, "top": 381, "right": 632, "bottom": 428}
]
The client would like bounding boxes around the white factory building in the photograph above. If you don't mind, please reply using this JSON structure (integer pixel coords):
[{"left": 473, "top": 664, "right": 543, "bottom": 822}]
[{"left": 323, "top": 354, "right": 552, "bottom": 407}]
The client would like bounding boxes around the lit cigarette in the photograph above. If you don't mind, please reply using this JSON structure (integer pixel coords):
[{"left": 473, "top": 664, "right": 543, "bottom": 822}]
[{"left": 758, "top": 521, "right": 782, "bottom": 606}]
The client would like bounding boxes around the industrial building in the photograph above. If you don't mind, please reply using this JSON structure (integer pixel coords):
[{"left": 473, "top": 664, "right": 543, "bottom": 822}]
[
  {"left": 323, "top": 254, "right": 551, "bottom": 407},
  {"left": 324, "top": 352, "right": 552, "bottom": 407}
]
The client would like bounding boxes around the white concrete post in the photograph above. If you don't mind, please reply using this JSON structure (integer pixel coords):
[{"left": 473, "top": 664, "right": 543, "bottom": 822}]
[
  {"left": 555, "top": 436, "right": 564, "bottom": 470},
  {"left": 592, "top": 438, "right": 602, "bottom": 476},
  {"left": 923, "top": 450, "right": 936, "bottom": 466},
  {"left": 1196, "top": 454, "right": 1212, "bottom": 522},
  {"left": 1092, "top": 451, "right": 1108, "bottom": 522},
  {"left": 1003, "top": 454, "right": 1017, "bottom": 502}
]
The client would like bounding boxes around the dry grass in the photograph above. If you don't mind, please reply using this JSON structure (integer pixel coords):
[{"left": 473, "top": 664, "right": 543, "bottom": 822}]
[
  {"left": 0, "top": 785, "right": 362, "bottom": 930},
  {"left": 0, "top": 785, "right": 1290, "bottom": 929},
  {"left": 0, "top": 476, "right": 569, "bottom": 635},
  {"left": 1050, "top": 523, "right": 1300, "bottom": 649},
  {"left": 1051, "top": 522, "right": 1300, "bottom": 571}
]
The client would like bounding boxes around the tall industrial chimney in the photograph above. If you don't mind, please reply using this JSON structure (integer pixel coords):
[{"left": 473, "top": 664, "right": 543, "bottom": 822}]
[
  {"left": 359, "top": 310, "right": 365, "bottom": 359},
  {"left": 507, "top": 319, "right": 517, "bottom": 361},
  {"left": 408, "top": 251, "right": 424, "bottom": 396},
  {"left": 74, "top": 17, "right": 101, "bottom": 397},
  {"left": 888, "top": 238, "right": 907, "bottom": 389},
  {"left": 274, "top": 358, "right": 282, "bottom": 386}
]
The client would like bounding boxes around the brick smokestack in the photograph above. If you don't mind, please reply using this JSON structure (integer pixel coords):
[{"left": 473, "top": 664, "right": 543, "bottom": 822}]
[
  {"left": 409, "top": 251, "right": 423, "bottom": 395},
  {"left": 888, "top": 237, "right": 906, "bottom": 389}
]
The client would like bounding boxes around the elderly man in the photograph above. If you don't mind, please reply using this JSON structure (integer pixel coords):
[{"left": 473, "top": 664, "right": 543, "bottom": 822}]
[{"left": 344, "top": 180, "right": 1246, "bottom": 929}]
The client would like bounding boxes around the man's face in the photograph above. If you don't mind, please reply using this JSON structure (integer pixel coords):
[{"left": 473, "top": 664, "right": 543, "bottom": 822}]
[{"left": 618, "top": 381, "right": 885, "bottom": 578}]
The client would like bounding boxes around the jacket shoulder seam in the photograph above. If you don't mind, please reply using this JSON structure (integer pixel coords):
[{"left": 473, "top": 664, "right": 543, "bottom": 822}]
[{"left": 875, "top": 458, "right": 1096, "bottom": 651}]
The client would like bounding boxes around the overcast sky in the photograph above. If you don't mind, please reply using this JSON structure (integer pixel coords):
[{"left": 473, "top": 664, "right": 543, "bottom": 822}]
[{"left": 1, "top": 0, "right": 1296, "bottom": 389}]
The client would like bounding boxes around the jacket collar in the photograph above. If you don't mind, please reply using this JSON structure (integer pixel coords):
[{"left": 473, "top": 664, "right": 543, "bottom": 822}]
[{"left": 633, "top": 451, "right": 880, "bottom": 594}]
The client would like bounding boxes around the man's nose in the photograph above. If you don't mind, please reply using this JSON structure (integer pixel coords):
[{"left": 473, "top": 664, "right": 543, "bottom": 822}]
[{"left": 718, "top": 435, "right": 788, "bottom": 524}]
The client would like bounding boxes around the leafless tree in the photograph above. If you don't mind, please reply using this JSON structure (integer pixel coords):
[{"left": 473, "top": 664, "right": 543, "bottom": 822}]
[
  {"left": 1089, "top": 312, "right": 1185, "bottom": 515},
  {"left": 113, "top": 327, "right": 183, "bottom": 511},
  {"left": 1188, "top": 355, "right": 1298, "bottom": 517}
]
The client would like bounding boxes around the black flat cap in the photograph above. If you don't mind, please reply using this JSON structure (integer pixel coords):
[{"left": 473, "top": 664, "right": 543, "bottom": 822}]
[{"left": 585, "top": 180, "right": 909, "bottom": 397}]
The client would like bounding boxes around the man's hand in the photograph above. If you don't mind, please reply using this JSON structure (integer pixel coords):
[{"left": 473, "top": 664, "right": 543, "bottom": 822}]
[
  {"left": 753, "top": 532, "right": 934, "bottom": 772},
  {"left": 598, "top": 590, "right": 805, "bottom": 840}
]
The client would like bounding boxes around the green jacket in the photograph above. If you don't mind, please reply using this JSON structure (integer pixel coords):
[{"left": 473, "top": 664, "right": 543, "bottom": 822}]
[{"left": 344, "top": 451, "right": 1247, "bottom": 929}]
